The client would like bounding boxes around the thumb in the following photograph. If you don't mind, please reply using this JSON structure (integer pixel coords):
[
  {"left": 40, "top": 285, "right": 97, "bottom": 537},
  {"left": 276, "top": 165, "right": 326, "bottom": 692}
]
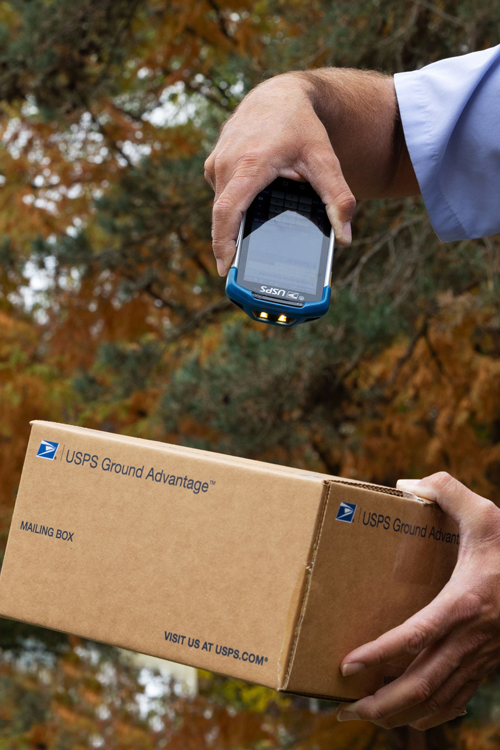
[{"left": 397, "top": 472, "right": 490, "bottom": 529}]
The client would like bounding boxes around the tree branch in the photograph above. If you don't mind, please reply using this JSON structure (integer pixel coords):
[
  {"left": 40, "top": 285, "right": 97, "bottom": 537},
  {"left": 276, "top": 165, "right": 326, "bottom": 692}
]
[
  {"left": 386, "top": 316, "right": 429, "bottom": 389},
  {"left": 165, "top": 296, "right": 232, "bottom": 343},
  {"left": 205, "top": 0, "right": 238, "bottom": 44},
  {"left": 412, "top": 0, "right": 464, "bottom": 27},
  {"left": 425, "top": 327, "right": 450, "bottom": 380}
]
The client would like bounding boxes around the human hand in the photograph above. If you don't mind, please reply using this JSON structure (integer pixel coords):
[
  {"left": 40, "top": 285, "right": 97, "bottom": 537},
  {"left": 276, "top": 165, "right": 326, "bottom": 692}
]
[
  {"left": 336, "top": 471, "right": 500, "bottom": 730},
  {"left": 203, "top": 73, "right": 356, "bottom": 276}
]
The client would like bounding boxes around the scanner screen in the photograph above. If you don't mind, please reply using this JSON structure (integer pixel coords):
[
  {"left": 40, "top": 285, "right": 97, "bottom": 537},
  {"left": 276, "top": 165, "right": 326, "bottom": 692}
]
[{"left": 242, "top": 211, "right": 324, "bottom": 294}]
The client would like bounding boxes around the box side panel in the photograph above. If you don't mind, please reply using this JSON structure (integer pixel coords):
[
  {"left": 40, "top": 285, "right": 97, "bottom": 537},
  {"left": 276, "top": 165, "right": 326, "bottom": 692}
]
[
  {"left": 0, "top": 422, "right": 322, "bottom": 690},
  {"left": 285, "top": 483, "right": 459, "bottom": 701}
]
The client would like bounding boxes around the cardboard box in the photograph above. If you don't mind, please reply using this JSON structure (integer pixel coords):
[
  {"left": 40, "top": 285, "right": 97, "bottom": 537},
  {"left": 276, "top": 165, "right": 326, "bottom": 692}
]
[{"left": 0, "top": 421, "right": 459, "bottom": 701}]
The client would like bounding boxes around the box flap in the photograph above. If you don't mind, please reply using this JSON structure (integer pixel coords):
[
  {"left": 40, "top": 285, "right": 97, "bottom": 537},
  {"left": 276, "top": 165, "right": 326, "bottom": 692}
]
[{"left": 283, "top": 481, "right": 459, "bottom": 700}]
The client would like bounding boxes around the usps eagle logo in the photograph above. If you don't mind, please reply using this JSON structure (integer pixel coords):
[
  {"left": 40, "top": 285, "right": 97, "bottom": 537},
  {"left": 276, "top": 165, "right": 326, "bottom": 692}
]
[
  {"left": 335, "top": 501, "right": 357, "bottom": 523},
  {"left": 36, "top": 440, "right": 59, "bottom": 460}
]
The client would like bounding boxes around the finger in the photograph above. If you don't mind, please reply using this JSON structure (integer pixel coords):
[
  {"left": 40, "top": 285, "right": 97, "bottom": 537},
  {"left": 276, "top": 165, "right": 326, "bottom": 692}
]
[
  {"left": 338, "top": 654, "right": 479, "bottom": 730},
  {"left": 340, "top": 581, "right": 468, "bottom": 677},
  {"left": 409, "top": 679, "right": 479, "bottom": 731},
  {"left": 337, "top": 638, "right": 458, "bottom": 725},
  {"left": 365, "top": 675, "right": 478, "bottom": 730},
  {"left": 298, "top": 138, "right": 356, "bottom": 245},
  {"left": 339, "top": 617, "right": 487, "bottom": 728},
  {"left": 211, "top": 161, "right": 279, "bottom": 275},
  {"left": 396, "top": 472, "right": 491, "bottom": 528}
]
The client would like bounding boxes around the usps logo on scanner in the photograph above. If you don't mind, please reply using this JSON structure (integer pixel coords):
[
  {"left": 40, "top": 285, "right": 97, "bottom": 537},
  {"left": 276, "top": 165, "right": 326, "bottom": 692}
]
[
  {"left": 36, "top": 440, "right": 59, "bottom": 460},
  {"left": 335, "top": 501, "right": 357, "bottom": 523}
]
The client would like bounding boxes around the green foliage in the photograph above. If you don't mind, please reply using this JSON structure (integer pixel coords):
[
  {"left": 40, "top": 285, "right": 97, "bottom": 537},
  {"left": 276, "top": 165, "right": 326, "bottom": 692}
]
[
  {"left": 159, "top": 291, "right": 407, "bottom": 459},
  {"left": 198, "top": 670, "right": 291, "bottom": 713},
  {"left": 32, "top": 154, "right": 215, "bottom": 313},
  {"left": 0, "top": 618, "right": 69, "bottom": 655},
  {"left": 93, "top": 338, "right": 164, "bottom": 398},
  {"left": 0, "top": 0, "right": 146, "bottom": 113}
]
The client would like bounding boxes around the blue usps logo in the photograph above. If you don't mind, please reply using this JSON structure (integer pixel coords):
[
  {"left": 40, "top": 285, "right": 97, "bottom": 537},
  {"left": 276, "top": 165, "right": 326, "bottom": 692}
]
[
  {"left": 336, "top": 501, "right": 357, "bottom": 523},
  {"left": 36, "top": 440, "right": 59, "bottom": 460}
]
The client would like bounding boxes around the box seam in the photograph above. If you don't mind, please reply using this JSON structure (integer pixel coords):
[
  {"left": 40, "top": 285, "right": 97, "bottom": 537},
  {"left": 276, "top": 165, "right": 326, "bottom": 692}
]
[{"left": 281, "top": 480, "right": 331, "bottom": 691}]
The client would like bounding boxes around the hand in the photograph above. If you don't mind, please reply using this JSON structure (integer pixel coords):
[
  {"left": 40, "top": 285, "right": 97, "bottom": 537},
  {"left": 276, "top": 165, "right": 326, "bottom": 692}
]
[
  {"left": 337, "top": 471, "right": 500, "bottom": 730},
  {"left": 204, "top": 73, "right": 356, "bottom": 276}
]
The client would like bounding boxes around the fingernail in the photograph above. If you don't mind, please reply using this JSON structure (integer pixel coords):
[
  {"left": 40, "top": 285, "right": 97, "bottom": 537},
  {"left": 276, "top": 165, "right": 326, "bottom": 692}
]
[
  {"left": 342, "top": 662, "right": 365, "bottom": 677},
  {"left": 216, "top": 259, "right": 227, "bottom": 277},
  {"left": 341, "top": 221, "right": 352, "bottom": 244},
  {"left": 337, "top": 710, "right": 361, "bottom": 722},
  {"left": 460, "top": 710, "right": 467, "bottom": 716},
  {"left": 396, "top": 479, "right": 422, "bottom": 492}
]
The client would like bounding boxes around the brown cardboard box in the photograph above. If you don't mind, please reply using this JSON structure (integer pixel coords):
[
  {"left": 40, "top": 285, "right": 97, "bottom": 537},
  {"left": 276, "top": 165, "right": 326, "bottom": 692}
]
[{"left": 0, "top": 421, "right": 459, "bottom": 701}]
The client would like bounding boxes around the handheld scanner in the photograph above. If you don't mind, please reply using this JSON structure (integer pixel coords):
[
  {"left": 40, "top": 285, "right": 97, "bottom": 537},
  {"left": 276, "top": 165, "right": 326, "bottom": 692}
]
[{"left": 226, "top": 177, "right": 334, "bottom": 327}]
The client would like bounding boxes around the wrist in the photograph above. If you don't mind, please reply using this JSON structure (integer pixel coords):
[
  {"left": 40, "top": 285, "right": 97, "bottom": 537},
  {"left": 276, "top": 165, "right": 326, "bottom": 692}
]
[
  {"left": 287, "top": 70, "right": 342, "bottom": 126},
  {"left": 246, "top": 73, "right": 318, "bottom": 116},
  {"left": 252, "top": 71, "right": 334, "bottom": 123}
]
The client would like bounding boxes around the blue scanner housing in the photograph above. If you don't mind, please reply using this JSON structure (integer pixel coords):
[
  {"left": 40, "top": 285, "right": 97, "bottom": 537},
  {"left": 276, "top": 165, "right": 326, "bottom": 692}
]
[
  {"left": 226, "top": 267, "right": 331, "bottom": 327},
  {"left": 224, "top": 177, "right": 335, "bottom": 328}
]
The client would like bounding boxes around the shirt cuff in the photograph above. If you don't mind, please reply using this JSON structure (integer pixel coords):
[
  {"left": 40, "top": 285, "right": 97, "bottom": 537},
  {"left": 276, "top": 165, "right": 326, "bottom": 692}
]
[{"left": 394, "top": 70, "right": 467, "bottom": 242}]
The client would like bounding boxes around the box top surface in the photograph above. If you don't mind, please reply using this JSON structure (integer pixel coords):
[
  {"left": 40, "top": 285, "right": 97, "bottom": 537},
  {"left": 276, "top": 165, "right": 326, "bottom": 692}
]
[
  {"left": 31, "top": 420, "right": 333, "bottom": 481},
  {"left": 30, "top": 421, "right": 415, "bottom": 500}
]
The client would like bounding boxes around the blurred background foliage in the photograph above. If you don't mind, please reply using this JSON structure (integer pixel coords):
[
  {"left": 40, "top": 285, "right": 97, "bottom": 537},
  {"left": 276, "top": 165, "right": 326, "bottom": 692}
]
[{"left": 1, "top": 0, "right": 500, "bottom": 747}]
